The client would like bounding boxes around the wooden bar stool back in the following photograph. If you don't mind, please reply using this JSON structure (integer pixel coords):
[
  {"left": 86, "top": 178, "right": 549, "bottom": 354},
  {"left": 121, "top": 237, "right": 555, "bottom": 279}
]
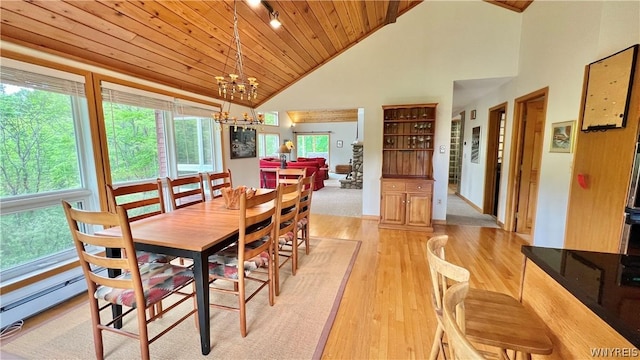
[
  {"left": 204, "top": 169, "right": 232, "bottom": 199},
  {"left": 426, "top": 235, "right": 553, "bottom": 360},
  {"left": 274, "top": 182, "right": 301, "bottom": 296},
  {"left": 443, "top": 281, "right": 487, "bottom": 360}
]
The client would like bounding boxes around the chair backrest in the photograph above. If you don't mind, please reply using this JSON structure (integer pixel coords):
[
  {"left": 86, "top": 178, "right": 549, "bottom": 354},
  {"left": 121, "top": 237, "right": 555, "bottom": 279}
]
[
  {"left": 106, "top": 179, "right": 165, "bottom": 222},
  {"left": 275, "top": 182, "right": 301, "bottom": 238},
  {"left": 276, "top": 168, "right": 305, "bottom": 185},
  {"left": 166, "top": 175, "right": 206, "bottom": 210},
  {"left": 426, "top": 235, "right": 470, "bottom": 313},
  {"left": 61, "top": 200, "right": 145, "bottom": 304},
  {"left": 298, "top": 174, "right": 315, "bottom": 221},
  {"left": 205, "top": 170, "right": 233, "bottom": 199},
  {"left": 443, "top": 281, "right": 486, "bottom": 360},
  {"left": 238, "top": 188, "right": 278, "bottom": 261}
]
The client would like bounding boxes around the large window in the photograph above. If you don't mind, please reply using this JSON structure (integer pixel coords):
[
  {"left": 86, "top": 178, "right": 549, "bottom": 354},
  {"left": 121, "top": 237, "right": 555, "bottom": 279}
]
[
  {"left": 0, "top": 60, "right": 95, "bottom": 277},
  {"left": 296, "top": 133, "right": 329, "bottom": 159},
  {"left": 263, "top": 111, "right": 278, "bottom": 126},
  {"left": 258, "top": 133, "right": 280, "bottom": 158}
]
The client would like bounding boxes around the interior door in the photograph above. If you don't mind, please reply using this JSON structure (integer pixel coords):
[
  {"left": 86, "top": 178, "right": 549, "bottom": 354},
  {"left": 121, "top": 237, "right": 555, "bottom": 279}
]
[{"left": 516, "top": 99, "right": 545, "bottom": 233}]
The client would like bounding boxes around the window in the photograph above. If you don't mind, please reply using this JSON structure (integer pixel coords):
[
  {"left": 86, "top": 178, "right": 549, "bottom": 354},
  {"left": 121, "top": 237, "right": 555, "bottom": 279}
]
[
  {"left": 174, "top": 100, "right": 223, "bottom": 176},
  {"left": 262, "top": 111, "right": 278, "bottom": 126},
  {"left": 0, "top": 59, "right": 96, "bottom": 277},
  {"left": 295, "top": 133, "right": 329, "bottom": 159},
  {"left": 258, "top": 133, "right": 280, "bottom": 158}
]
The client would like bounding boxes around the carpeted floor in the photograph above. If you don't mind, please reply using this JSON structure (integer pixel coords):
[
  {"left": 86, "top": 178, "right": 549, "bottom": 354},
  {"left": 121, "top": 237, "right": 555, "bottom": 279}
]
[
  {"left": 446, "top": 193, "right": 499, "bottom": 228},
  {"left": 312, "top": 173, "right": 362, "bottom": 218},
  {"left": 0, "top": 237, "right": 361, "bottom": 360}
]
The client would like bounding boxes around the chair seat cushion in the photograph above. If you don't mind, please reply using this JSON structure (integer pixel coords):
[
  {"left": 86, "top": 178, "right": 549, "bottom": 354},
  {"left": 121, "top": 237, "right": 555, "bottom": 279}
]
[
  {"left": 208, "top": 237, "right": 270, "bottom": 279},
  {"left": 135, "top": 250, "right": 176, "bottom": 264},
  {"left": 297, "top": 217, "right": 308, "bottom": 229},
  {"left": 278, "top": 231, "right": 295, "bottom": 246},
  {"left": 95, "top": 263, "right": 193, "bottom": 308}
]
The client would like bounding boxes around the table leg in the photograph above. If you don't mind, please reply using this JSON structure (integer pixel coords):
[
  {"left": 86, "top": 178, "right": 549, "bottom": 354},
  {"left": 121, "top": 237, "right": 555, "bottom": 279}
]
[{"left": 193, "top": 252, "right": 211, "bottom": 355}]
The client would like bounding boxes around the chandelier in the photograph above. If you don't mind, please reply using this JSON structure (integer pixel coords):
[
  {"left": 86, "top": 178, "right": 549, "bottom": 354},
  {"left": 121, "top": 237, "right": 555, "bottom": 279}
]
[{"left": 213, "top": 0, "right": 264, "bottom": 128}]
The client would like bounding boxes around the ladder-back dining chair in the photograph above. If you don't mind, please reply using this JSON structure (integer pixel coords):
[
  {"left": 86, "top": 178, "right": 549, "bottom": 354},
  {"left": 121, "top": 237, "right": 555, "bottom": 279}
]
[
  {"left": 106, "top": 179, "right": 176, "bottom": 316},
  {"left": 166, "top": 174, "right": 206, "bottom": 210},
  {"left": 426, "top": 235, "right": 553, "bottom": 360},
  {"left": 204, "top": 169, "right": 233, "bottom": 199},
  {"left": 274, "top": 182, "right": 301, "bottom": 296},
  {"left": 207, "top": 188, "right": 278, "bottom": 337},
  {"left": 296, "top": 174, "right": 315, "bottom": 257},
  {"left": 276, "top": 168, "right": 305, "bottom": 185},
  {"left": 443, "top": 281, "right": 487, "bottom": 360},
  {"left": 61, "top": 200, "right": 196, "bottom": 360}
]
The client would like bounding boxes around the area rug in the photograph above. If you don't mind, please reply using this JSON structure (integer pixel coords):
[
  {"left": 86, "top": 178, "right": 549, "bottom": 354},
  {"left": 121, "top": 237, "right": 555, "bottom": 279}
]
[
  {"left": 0, "top": 237, "right": 361, "bottom": 360},
  {"left": 446, "top": 194, "right": 499, "bottom": 228}
]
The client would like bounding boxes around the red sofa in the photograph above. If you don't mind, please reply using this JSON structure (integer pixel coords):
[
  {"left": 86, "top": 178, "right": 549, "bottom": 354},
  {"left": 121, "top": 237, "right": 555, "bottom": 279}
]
[
  {"left": 297, "top": 157, "right": 329, "bottom": 179},
  {"left": 259, "top": 158, "right": 325, "bottom": 190}
]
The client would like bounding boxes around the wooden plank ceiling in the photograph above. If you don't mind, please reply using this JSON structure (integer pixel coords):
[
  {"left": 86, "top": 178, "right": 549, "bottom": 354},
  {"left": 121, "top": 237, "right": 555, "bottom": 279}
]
[
  {"left": 0, "top": 0, "right": 531, "bottom": 108},
  {"left": 288, "top": 109, "right": 358, "bottom": 123}
]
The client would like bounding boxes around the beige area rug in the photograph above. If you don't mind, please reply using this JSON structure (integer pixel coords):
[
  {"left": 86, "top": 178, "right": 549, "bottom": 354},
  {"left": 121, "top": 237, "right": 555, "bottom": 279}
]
[{"left": 1, "top": 237, "right": 361, "bottom": 360}]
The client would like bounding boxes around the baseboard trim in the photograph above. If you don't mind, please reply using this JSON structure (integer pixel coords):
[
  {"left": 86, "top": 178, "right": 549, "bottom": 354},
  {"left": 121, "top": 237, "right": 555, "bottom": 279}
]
[{"left": 455, "top": 193, "right": 483, "bottom": 213}]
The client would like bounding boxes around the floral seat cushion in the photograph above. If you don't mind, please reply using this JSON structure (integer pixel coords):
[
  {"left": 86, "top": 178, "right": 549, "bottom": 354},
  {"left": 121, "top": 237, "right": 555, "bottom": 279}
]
[
  {"left": 208, "top": 236, "right": 270, "bottom": 279},
  {"left": 94, "top": 263, "right": 193, "bottom": 308},
  {"left": 297, "top": 217, "right": 308, "bottom": 229},
  {"left": 135, "top": 250, "right": 176, "bottom": 264}
]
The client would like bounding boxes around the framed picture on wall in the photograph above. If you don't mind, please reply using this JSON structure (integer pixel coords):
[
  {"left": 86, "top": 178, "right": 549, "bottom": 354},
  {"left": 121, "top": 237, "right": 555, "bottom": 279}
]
[
  {"left": 550, "top": 120, "right": 576, "bottom": 153},
  {"left": 229, "top": 127, "right": 257, "bottom": 159},
  {"left": 471, "top": 109, "right": 477, "bottom": 120}
]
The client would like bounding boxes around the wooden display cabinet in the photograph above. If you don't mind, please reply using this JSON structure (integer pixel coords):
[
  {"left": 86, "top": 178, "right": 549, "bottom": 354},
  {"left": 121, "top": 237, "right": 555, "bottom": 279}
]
[{"left": 379, "top": 103, "right": 436, "bottom": 231}]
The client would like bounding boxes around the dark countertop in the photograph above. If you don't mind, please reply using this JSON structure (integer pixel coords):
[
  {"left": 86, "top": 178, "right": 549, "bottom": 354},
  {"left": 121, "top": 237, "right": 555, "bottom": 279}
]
[{"left": 521, "top": 246, "right": 640, "bottom": 347}]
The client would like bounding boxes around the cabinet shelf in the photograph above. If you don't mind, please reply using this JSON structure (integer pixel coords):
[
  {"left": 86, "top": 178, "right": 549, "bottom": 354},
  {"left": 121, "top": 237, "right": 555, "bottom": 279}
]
[{"left": 380, "top": 103, "right": 437, "bottom": 232}]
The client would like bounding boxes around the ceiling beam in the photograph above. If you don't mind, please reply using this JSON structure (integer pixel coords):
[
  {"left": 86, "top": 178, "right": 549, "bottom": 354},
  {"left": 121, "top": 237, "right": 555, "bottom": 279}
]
[{"left": 385, "top": 0, "right": 400, "bottom": 24}]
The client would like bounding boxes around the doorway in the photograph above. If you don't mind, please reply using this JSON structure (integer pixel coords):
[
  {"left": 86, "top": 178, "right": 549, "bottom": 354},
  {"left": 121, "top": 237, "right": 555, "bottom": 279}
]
[
  {"left": 505, "top": 88, "right": 548, "bottom": 235},
  {"left": 483, "top": 103, "right": 507, "bottom": 218}
]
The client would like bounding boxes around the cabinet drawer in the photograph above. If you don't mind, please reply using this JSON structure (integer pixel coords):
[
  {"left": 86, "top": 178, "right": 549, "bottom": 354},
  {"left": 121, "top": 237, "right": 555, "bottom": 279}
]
[
  {"left": 406, "top": 181, "right": 432, "bottom": 193},
  {"left": 382, "top": 181, "right": 406, "bottom": 191}
]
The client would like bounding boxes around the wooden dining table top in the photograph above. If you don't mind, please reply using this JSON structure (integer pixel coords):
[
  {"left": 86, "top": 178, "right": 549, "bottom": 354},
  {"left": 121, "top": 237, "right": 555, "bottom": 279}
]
[{"left": 97, "top": 188, "right": 282, "bottom": 252}]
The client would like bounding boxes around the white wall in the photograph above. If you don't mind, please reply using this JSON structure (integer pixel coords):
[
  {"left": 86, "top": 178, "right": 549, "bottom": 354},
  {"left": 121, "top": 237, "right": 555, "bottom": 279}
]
[
  {"left": 463, "top": 1, "right": 639, "bottom": 247},
  {"left": 261, "top": 1, "right": 522, "bottom": 217}
]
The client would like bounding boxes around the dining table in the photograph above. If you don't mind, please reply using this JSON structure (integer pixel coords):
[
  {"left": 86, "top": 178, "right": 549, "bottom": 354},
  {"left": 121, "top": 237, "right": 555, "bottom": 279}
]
[{"left": 96, "top": 189, "right": 277, "bottom": 355}]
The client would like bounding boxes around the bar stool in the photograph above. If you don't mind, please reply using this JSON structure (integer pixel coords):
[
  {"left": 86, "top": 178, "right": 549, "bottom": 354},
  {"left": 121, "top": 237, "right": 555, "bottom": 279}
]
[{"left": 427, "top": 235, "right": 553, "bottom": 360}]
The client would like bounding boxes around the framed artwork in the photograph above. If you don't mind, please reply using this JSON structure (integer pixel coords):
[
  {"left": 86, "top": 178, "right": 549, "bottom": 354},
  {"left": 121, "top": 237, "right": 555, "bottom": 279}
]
[
  {"left": 550, "top": 121, "right": 575, "bottom": 153},
  {"left": 580, "top": 44, "right": 638, "bottom": 131},
  {"left": 229, "top": 127, "right": 257, "bottom": 159},
  {"left": 336, "top": 140, "right": 343, "bottom": 148},
  {"left": 471, "top": 109, "right": 477, "bottom": 120},
  {"left": 471, "top": 126, "right": 480, "bottom": 163}
]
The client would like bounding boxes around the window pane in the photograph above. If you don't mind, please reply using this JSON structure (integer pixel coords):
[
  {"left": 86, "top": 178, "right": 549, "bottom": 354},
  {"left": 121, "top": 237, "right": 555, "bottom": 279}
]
[
  {"left": 103, "top": 102, "right": 166, "bottom": 182},
  {"left": 0, "top": 85, "right": 81, "bottom": 198},
  {"left": 0, "top": 204, "right": 76, "bottom": 271},
  {"left": 263, "top": 111, "right": 278, "bottom": 126},
  {"left": 175, "top": 116, "right": 215, "bottom": 175},
  {"left": 296, "top": 134, "right": 329, "bottom": 158},
  {"left": 265, "top": 134, "right": 280, "bottom": 157}
]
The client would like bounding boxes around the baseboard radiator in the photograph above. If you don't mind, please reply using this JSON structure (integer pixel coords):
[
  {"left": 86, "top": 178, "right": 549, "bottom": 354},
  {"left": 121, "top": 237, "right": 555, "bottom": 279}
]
[{"left": 0, "top": 267, "right": 89, "bottom": 329}]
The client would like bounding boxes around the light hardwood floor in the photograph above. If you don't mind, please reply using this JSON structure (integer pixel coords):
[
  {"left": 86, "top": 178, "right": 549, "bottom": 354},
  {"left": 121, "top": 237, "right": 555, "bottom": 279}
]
[{"left": 9, "top": 214, "right": 530, "bottom": 359}]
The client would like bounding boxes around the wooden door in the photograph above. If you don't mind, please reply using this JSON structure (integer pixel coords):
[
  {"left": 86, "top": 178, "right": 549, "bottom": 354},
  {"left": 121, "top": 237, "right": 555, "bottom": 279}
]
[{"left": 516, "top": 99, "right": 545, "bottom": 233}]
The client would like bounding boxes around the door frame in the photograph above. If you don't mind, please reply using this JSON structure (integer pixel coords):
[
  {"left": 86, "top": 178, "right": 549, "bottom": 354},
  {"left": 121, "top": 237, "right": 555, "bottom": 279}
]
[
  {"left": 483, "top": 102, "right": 507, "bottom": 216},
  {"left": 504, "top": 87, "right": 549, "bottom": 232}
]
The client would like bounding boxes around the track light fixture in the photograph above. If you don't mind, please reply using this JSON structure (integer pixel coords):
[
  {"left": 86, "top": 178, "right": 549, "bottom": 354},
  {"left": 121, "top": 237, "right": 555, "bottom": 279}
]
[{"left": 262, "top": 1, "right": 281, "bottom": 29}]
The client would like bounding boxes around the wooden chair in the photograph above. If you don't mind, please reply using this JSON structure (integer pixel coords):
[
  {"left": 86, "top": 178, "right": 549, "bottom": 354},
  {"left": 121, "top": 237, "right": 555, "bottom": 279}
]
[
  {"left": 426, "top": 235, "right": 553, "bottom": 360},
  {"left": 61, "top": 200, "right": 196, "bottom": 360},
  {"left": 106, "top": 179, "right": 176, "bottom": 316},
  {"left": 276, "top": 167, "right": 305, "bottom": 185},
  {"left": 207, "top": 189, "right": 278, "bottom": 337},
  {"left": 204, "top": 169, "right": 232, "bottom": 199},
  {"left": 296, "top": 174, "right": 315, "bottom": 256},
  {"left": 443, "top": 282, "right": 487, "bottom": 360},
  {"left": 273, "top": 182, "right": 301, "bottom": 296},
  {"left": 166, "top": 174, "right": 206, "bottom": 210}
]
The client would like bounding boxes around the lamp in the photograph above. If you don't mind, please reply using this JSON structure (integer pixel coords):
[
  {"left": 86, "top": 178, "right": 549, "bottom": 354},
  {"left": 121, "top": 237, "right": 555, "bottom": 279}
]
[
  {"left": 278, "top": 140, "right": 294, "bottom": 168},
  {"left": 213, "top": 0, "right": 263, "bottom": 129}
]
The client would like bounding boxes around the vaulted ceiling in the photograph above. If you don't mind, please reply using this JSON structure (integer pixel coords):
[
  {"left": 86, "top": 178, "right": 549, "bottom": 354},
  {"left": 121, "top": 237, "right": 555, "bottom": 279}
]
[{"left": 0, "top": 0, "right": 532, "bottom": 108}]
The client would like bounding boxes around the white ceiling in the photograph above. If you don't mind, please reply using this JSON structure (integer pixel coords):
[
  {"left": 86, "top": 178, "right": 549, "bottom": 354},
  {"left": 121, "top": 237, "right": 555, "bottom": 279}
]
[{"left": 452, "top": 77, "right": 515, "bottom": 117}]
